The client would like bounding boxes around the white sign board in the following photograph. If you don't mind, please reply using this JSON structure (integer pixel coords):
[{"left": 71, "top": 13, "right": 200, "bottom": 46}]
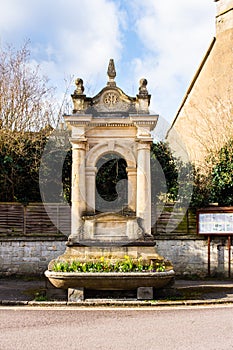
[{"left": 198, "top": 212, "right": 233, "bottom": 235}]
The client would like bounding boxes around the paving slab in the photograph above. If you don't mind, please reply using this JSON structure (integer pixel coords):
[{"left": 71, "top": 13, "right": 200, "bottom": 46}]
[{"left": 0, "top": 277, "right": 233, "bottom": 306}]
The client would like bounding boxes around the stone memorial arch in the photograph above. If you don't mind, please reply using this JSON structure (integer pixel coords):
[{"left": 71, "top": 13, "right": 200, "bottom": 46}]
[
  {"left": 64, "top": 59, "right": 158, "bottom": 245},
  {"left": 45, "top": 60, "right": 174, "bottom": 300}
]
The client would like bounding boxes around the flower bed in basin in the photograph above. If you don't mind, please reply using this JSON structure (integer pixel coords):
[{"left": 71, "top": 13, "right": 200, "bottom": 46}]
[{"left": 45, "top": 256, "right": 175, "bottom": 290}]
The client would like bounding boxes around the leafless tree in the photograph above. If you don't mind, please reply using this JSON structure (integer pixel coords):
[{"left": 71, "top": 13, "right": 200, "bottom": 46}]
[
  {"left": 189, "top": 95, "right": 232, "bottom": 158},
  {"left": 0, "top": 41, "right": 64, "bottom": 201}
]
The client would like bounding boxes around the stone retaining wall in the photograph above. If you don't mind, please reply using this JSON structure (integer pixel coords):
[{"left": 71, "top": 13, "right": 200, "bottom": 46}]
[
  {"left": 0, "top": 238, "right": 66, "bottom": 276},
  {"left": 156, "top": 236, "right": 233, "bottom": 277},
  {"left": 0, "top": 236, "right": 232, "bottom": 277}
]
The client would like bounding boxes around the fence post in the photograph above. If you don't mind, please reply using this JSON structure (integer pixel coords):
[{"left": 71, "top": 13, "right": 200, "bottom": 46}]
[
  {"left": 186, "top": 209, "right": 189, "bottom": 234},
  {"left": 23, "top": 205, "right": 26, "bottom": 235}
]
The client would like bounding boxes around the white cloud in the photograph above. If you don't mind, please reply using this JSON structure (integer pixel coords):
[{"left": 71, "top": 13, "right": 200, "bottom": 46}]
[
  {"left": 0, "top": 0, "right": 124, "bottom": 97},
  {"left": 55, "top": 1, "right": 123, "bottom": 73},
  {"left": 0, "top": 1, "right": 31, "bottom": 34},
  {"left": 0, "top": 0, "right": 217, "bottom": 123},
  {"left": 126, "top": 0, "right": 216, "bottom": 121}
]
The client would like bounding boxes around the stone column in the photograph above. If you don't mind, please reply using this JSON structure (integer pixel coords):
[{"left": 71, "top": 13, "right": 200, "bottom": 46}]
[
  {"left": 69, "top": 141, "right": 86, "bottom": 242},
  {"left": 126, "top": 167, "right": 137, "bottom": 212},
  {"left": 86, "top": 166, "right": 97, "bottom": 214},
  {"left": 136, "top": 141, "right": 152, "bottom": 235}
]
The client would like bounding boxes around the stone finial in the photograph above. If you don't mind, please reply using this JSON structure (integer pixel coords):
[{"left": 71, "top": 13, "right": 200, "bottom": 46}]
[
  {"left": 139, "top": 78, "right": 148, "bottom": 95},
  {"left": 72, "top": 78, "right": 86, "bottom": 113},
  {"left": 137, "top": 78, "right": 150, "bottom": 112},
  {"left": 74, "top": 78, "right": 84, "bottom": 95},
  {"left": 107, "top": 59, "right": 116, "bottom": 86}
]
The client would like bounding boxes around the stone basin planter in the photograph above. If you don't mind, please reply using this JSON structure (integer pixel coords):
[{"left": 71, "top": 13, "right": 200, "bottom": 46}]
[{"left": 45, "top": 269, "right": 175, "bottom": 291}]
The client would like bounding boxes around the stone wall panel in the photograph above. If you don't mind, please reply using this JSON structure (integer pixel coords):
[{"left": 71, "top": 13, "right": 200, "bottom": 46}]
[{"left": 0, "top": 237, "right": 232, "bottom": 277}]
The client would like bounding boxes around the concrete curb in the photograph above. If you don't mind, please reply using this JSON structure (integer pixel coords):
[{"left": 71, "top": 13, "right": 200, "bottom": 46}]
[{"left": 1, "top": 298, "right": 233, "bottom": 307}]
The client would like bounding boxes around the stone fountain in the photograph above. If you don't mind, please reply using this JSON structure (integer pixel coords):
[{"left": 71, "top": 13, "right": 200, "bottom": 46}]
[{"left": 45, "top": 60, "right": 175, "bottom": 301}]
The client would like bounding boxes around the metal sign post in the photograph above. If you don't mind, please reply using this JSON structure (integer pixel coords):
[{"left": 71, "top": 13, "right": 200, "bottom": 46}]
[
  {"left": 228, "top": 235, "right": 231, "bottom": 278},
  {"left": 197, "top": 207, "right": 233, "bottom": 277}
]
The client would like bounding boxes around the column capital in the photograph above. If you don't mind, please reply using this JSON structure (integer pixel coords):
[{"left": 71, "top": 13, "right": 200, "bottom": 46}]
[
  {"left": 137, "top": 140, "right": 152, "bottom": 151},
  {"left": 70, "top": 139, "right": 87, "bottom": 151}
]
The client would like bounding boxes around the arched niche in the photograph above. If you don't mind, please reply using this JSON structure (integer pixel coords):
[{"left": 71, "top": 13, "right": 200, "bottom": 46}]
[
  {"left": 85, "top": 142, "right": 137, "bottom": 213},
  {"left": 95, "top": 153, "right": 128, "bottom": 212}
]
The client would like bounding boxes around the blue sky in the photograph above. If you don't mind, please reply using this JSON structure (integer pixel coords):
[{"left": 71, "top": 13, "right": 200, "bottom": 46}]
[{"left": 0, "top": 0, "right": 216, "bottom": 124}]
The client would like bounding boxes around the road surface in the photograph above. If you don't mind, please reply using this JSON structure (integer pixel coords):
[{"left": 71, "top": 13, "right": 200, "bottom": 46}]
[{"left": 0, "top": 305, "right": 232, "bottom": 350}]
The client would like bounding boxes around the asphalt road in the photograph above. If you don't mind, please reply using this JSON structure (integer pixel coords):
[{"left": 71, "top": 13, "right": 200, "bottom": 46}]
[{"left": 0, "top": 305, "right": 233, "bottom": 350}]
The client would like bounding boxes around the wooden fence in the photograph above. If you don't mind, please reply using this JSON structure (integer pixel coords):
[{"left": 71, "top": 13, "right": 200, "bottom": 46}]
[
  {"left": 0, "top": 202, "right": 196, "bottom": 237},
  {"left": 0, "top": 203, "right": 70, "bottom": 236},
  {"left": 152, "top": 204, "right": 197, "bottom": 236}
]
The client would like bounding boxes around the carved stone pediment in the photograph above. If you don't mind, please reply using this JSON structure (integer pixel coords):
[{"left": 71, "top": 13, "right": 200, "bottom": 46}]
[
  {"left": 88, "top": 86, "right": 137, "bottom": 114},
  {"left": 71, "top": 59, "right": 151, "bottom": 115}
]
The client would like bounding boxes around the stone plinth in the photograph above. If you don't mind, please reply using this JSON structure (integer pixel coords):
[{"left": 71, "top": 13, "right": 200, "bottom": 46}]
[
  {"left": 47, "top": 245, "right": 169, "bottom": 268},
  {"left": 77, "top": 212, "right": 143, "bottom": 243}
]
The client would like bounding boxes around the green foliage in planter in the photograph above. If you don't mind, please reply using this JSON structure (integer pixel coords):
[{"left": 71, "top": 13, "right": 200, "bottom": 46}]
[{"left": 52, "top": 256, "right": 166, "bottom": 273}]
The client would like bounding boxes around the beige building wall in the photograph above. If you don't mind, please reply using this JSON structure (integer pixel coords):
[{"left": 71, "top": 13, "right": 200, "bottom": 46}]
[{"left": 166, "top": 0, "right": 233, "bottom": 170}]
